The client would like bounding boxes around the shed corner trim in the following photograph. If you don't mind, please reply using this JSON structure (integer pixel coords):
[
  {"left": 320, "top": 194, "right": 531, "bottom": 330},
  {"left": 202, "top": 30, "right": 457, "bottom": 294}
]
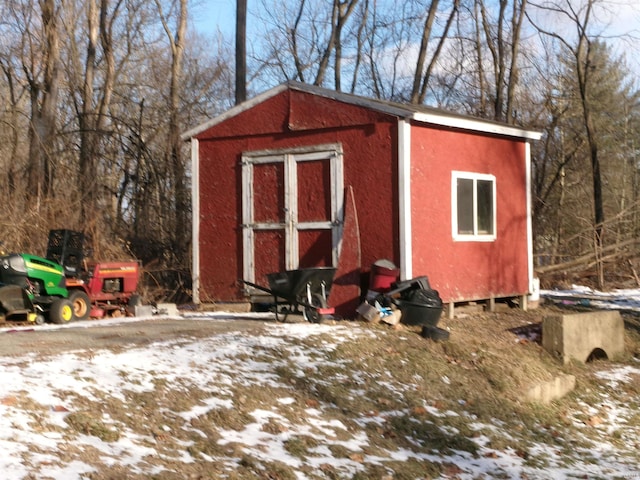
[{"left": 398, "top": 118, "right": 412, "bottom": 281}]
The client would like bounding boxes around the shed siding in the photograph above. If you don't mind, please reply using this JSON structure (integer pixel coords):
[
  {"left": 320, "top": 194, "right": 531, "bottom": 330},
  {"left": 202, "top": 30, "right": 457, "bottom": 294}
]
[
  {"left": 409, "top": 124, "right": 529, "bottom": 303},
  {"left": 196, "top": 90, "right": 398, "bottom": 302}
]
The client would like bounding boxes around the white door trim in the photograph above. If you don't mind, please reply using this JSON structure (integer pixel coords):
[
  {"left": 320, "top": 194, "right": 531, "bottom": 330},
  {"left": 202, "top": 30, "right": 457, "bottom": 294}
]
[{"left": 241, "top": 144, "right": 344, "bottom": 285}]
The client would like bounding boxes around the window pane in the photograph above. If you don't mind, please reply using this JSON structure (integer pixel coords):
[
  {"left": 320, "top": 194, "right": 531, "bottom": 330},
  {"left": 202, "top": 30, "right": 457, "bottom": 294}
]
[
  {"left": 457, "top": 178, "right": 474, "bottom": 234},
  {"left": 476, "top": 179, "right": 494, "bottom": 234}
]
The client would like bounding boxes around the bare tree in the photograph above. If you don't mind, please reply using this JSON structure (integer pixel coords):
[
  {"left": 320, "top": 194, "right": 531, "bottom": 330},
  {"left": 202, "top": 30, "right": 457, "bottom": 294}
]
[
  {"left": 0, "top": 58, "right": 25, "bottom": 200},
  {"left": 154, "top": 0, "right": 189, "bottom": 256},
  {"left": 75, "top": 0, "right": 124, "bottom": 226},
  {"left": 314, "top": 0, "right": 359, "bottom": 89},
  {"left": 472, "top": 0, "right": 528, "bottom": 122},
  {"left": 258, "top": 0, "right": 362, "bottom": 91},
  {"left": 410, "top": 0, "right": 460, "bottom": 105},
  {"left": 348, "top": 0, "right": 369, "bottom": 93},
  {"left": 22, "top": 0, "right": 61, "bottom": 203},
  {"left": 528, "top": 0, "right": 606, "bottom": 284}
]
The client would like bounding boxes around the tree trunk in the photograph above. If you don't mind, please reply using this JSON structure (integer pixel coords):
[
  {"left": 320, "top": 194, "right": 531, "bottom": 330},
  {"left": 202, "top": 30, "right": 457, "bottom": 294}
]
[
  {"left": 155, "top": 0, "right": 189, "bottom": 255},
  {"left": 410, "top": 0, "right": 440, "bottom": 104},
  {"left": 27, "top": 0, "right": 60, "bottom": 203},
  {"left": 505, "top": 0, "right": 527, "bottom": 124},
  {"left": 77, "top": 0, "right": 119, "bottom": 225},
  {"left": 315, "top": 0, "right": 358, "bottom": 88}
]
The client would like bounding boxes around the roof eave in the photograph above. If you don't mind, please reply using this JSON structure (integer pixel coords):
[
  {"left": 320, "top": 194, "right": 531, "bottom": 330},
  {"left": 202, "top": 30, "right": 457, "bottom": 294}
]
[
  {"left": 286, "top": 82, "right": 542, "bottom": 141},
  {"left": 411, "top": 111, "right": 542, "bottom": 140}
]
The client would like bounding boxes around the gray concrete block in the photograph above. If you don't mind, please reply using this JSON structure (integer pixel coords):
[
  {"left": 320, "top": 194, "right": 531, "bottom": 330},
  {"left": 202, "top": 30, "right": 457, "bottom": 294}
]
[
  {"left": 542, "top": 310, "right": 624, "bottom": 364},
  {"left": 524, "top": 374, "right": 576, "bottom": 404},
  {"left": 156, "top": 303, "right": 180, "bottom": 316},
  {"left": 134, "top": 305, "right": 154, "bottom": 317}
]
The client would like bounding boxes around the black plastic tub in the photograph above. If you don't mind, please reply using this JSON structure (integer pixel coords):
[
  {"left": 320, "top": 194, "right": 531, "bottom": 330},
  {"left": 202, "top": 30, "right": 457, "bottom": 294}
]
[
  {"left": 398, "top": 300, "right": 443, "bottom": 327},
  {"left": 420, "top": 325, "right": 450, "bottom": 341}
]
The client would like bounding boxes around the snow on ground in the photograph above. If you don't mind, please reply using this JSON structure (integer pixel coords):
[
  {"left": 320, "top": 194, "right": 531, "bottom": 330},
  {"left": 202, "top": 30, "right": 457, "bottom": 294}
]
[
  {"left": 542, "top": 285, "right": 640, "bottom": 313},
  {"left": 0, "top": 306, "right": 639, "bottom": 479}
]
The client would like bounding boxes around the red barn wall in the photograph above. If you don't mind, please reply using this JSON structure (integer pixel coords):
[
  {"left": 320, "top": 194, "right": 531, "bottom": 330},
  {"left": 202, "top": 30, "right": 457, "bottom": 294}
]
[
  {"left": 409, "top": 124, "right": 529, "bottom": 303},
  {"left": 196, "top": 90, "right": 400, "bottom": 303}
]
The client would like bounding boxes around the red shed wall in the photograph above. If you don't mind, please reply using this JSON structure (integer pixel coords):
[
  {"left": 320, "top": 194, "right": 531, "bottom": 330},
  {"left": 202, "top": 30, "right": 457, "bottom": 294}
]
[
  {"left": 196, "top": 90, "right": 399, "bottom": 303},
  {"left": 410, "top": 124, "right": 529, "bottom": 303}
]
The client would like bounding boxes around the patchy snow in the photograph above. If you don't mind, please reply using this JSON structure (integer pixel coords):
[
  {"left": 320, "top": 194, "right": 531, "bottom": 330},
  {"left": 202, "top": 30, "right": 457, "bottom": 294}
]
[
  {"left": 0, "top": 308, "right": 639, "bottom": 479},
  {"left": 542, "top": 284, "right": 640, "bottom": 313}
]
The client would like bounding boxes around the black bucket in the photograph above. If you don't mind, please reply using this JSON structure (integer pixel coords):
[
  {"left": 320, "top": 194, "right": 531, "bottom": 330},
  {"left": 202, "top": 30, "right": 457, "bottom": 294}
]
[
  {"left": 397, "top": 288, "right": 443, "bottom": 327},
  {"left": 398, "top": 300, "right": 443, "bottom": 326}
]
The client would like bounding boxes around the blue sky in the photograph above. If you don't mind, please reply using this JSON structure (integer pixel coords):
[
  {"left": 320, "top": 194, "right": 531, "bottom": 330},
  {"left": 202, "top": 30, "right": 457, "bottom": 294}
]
[
  {"left": 191, "top": 0, "right": 243, "bottom": 37},
  {"left": 189, "top": 0, "right": 640, "bottom": 77}
]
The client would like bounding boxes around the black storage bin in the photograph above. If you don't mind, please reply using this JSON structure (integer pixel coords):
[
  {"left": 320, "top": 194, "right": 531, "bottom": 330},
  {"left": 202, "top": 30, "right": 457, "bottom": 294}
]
[
  {"left": 389, "top": 276, "right": 431, "bottom": 295},
  {"left": 398, "top": 288, "right": 443, "bottom": 327}
]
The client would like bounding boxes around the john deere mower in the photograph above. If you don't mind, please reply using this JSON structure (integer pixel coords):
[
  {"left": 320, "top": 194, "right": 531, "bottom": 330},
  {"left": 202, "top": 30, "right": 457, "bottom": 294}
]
[{"left": 0, "top": 252, "right": 74, "bottom": 325}]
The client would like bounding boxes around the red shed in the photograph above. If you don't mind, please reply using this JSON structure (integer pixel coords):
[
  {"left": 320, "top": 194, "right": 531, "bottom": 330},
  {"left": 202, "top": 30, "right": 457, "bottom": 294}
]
[{"left": 183, "top": 82, "right": 541, "bottom": 317}]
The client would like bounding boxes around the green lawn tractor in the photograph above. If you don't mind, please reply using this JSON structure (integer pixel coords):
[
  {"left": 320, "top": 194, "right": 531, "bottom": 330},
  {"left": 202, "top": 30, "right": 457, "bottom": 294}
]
[{"left": 0, "top": 253, "right": 74, "bottom": 325}]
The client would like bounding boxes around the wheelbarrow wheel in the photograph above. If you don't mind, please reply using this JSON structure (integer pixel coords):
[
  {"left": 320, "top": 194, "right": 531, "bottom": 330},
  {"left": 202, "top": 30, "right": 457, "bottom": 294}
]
[{"left": 303, "top": 294, "right": 327, "bottom": 323}]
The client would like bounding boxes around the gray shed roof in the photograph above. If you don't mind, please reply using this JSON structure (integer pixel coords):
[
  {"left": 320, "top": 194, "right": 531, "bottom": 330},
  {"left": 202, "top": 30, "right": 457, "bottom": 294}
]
[{"left": 182, "top": 81, "right": 542, "bottom": 141}]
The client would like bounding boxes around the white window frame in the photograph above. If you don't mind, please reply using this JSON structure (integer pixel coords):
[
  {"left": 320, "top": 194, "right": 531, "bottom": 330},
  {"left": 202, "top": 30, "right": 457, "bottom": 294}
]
[{"left": 452, "top": 171, "right": 497, "bottom": 242}]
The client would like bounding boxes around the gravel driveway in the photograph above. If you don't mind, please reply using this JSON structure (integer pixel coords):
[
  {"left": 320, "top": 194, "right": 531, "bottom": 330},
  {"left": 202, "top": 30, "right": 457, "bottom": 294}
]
[{"left": 0, "top": 315, "right": 272, "bottom": 357}]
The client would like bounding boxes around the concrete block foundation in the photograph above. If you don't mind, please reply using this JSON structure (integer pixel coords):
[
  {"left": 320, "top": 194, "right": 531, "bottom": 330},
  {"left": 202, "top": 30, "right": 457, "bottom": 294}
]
[
  {"left": 524, "top": 374, "right": 576, "bottom": 404},
  {"left": 542, "top": 310, "right": 624, "bottom": 364}
]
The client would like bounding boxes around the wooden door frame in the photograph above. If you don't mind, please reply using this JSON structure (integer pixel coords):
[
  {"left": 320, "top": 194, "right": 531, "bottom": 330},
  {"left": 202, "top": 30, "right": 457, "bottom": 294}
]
[{"left": 241, "top": 143, "right": 344, "bottom": 285}]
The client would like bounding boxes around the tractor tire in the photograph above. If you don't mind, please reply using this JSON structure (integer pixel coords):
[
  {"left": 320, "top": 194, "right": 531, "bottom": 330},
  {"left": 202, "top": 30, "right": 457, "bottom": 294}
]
[
  {"left": 69, "top": 290, "right": 91, "bottom": 320},
  {"left": 50, "top": 298, "right": 75, "bottom": 324}
]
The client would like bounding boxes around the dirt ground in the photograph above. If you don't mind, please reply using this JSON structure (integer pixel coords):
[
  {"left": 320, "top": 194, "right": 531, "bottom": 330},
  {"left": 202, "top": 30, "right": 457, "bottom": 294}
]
[{"left": 0, "top": 316, "right": 271, "bottom": 357}]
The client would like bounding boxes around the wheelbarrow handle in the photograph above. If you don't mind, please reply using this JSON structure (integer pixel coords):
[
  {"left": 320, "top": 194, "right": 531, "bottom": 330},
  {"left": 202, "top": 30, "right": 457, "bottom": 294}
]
[{"left": 240, "top": 279, "right": 273, "bottom": 295}]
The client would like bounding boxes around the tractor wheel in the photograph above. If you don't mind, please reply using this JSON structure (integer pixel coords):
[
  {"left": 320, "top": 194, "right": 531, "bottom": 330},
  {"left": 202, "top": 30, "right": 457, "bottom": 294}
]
[
  {"left": 50, "top": 298, "right": 75, "bottom": 324},
  {"left": 69, "top": 290, "right": 91, "bottom": 320}
]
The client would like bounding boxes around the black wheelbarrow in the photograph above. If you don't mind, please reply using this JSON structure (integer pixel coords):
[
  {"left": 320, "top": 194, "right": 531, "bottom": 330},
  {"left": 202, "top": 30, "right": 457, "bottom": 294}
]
[{"left": 241, "top": 267, "right": 336, "bottom": 322}]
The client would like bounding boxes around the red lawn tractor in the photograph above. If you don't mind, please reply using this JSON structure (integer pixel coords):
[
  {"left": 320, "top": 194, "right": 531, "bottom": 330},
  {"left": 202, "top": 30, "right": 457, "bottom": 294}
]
[{"left": 46, "top": 230, "right": 141, "bottom": 319}]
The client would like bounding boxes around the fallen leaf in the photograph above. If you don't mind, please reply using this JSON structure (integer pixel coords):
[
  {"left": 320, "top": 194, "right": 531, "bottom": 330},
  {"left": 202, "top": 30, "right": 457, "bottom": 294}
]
[
  {"left": 152, "top": 431, "right": 170, "bottom": 442},
  {"left": 1, "top": 396, "right": 18, "bottom": 407},
  {"left": 585, "top": 415, "right": 603, "bottom": 427},
  {"left": 443, "top": 463, "right": 463, "bottom": 475},
  {"left": 319, "top": 464, "right": 335, "bottom": 473},
  {"left": 412, "top": 406, "right": 427, "bottom": 416},
  {"left": 305, "top": 398, "right": 319, "bottom": 408}
]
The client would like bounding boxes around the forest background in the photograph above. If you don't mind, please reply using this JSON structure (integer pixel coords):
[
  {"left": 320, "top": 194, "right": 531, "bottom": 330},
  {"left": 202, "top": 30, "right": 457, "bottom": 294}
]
[{"left": 1, "top": 0, "right": 639, "bottom": 303}]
